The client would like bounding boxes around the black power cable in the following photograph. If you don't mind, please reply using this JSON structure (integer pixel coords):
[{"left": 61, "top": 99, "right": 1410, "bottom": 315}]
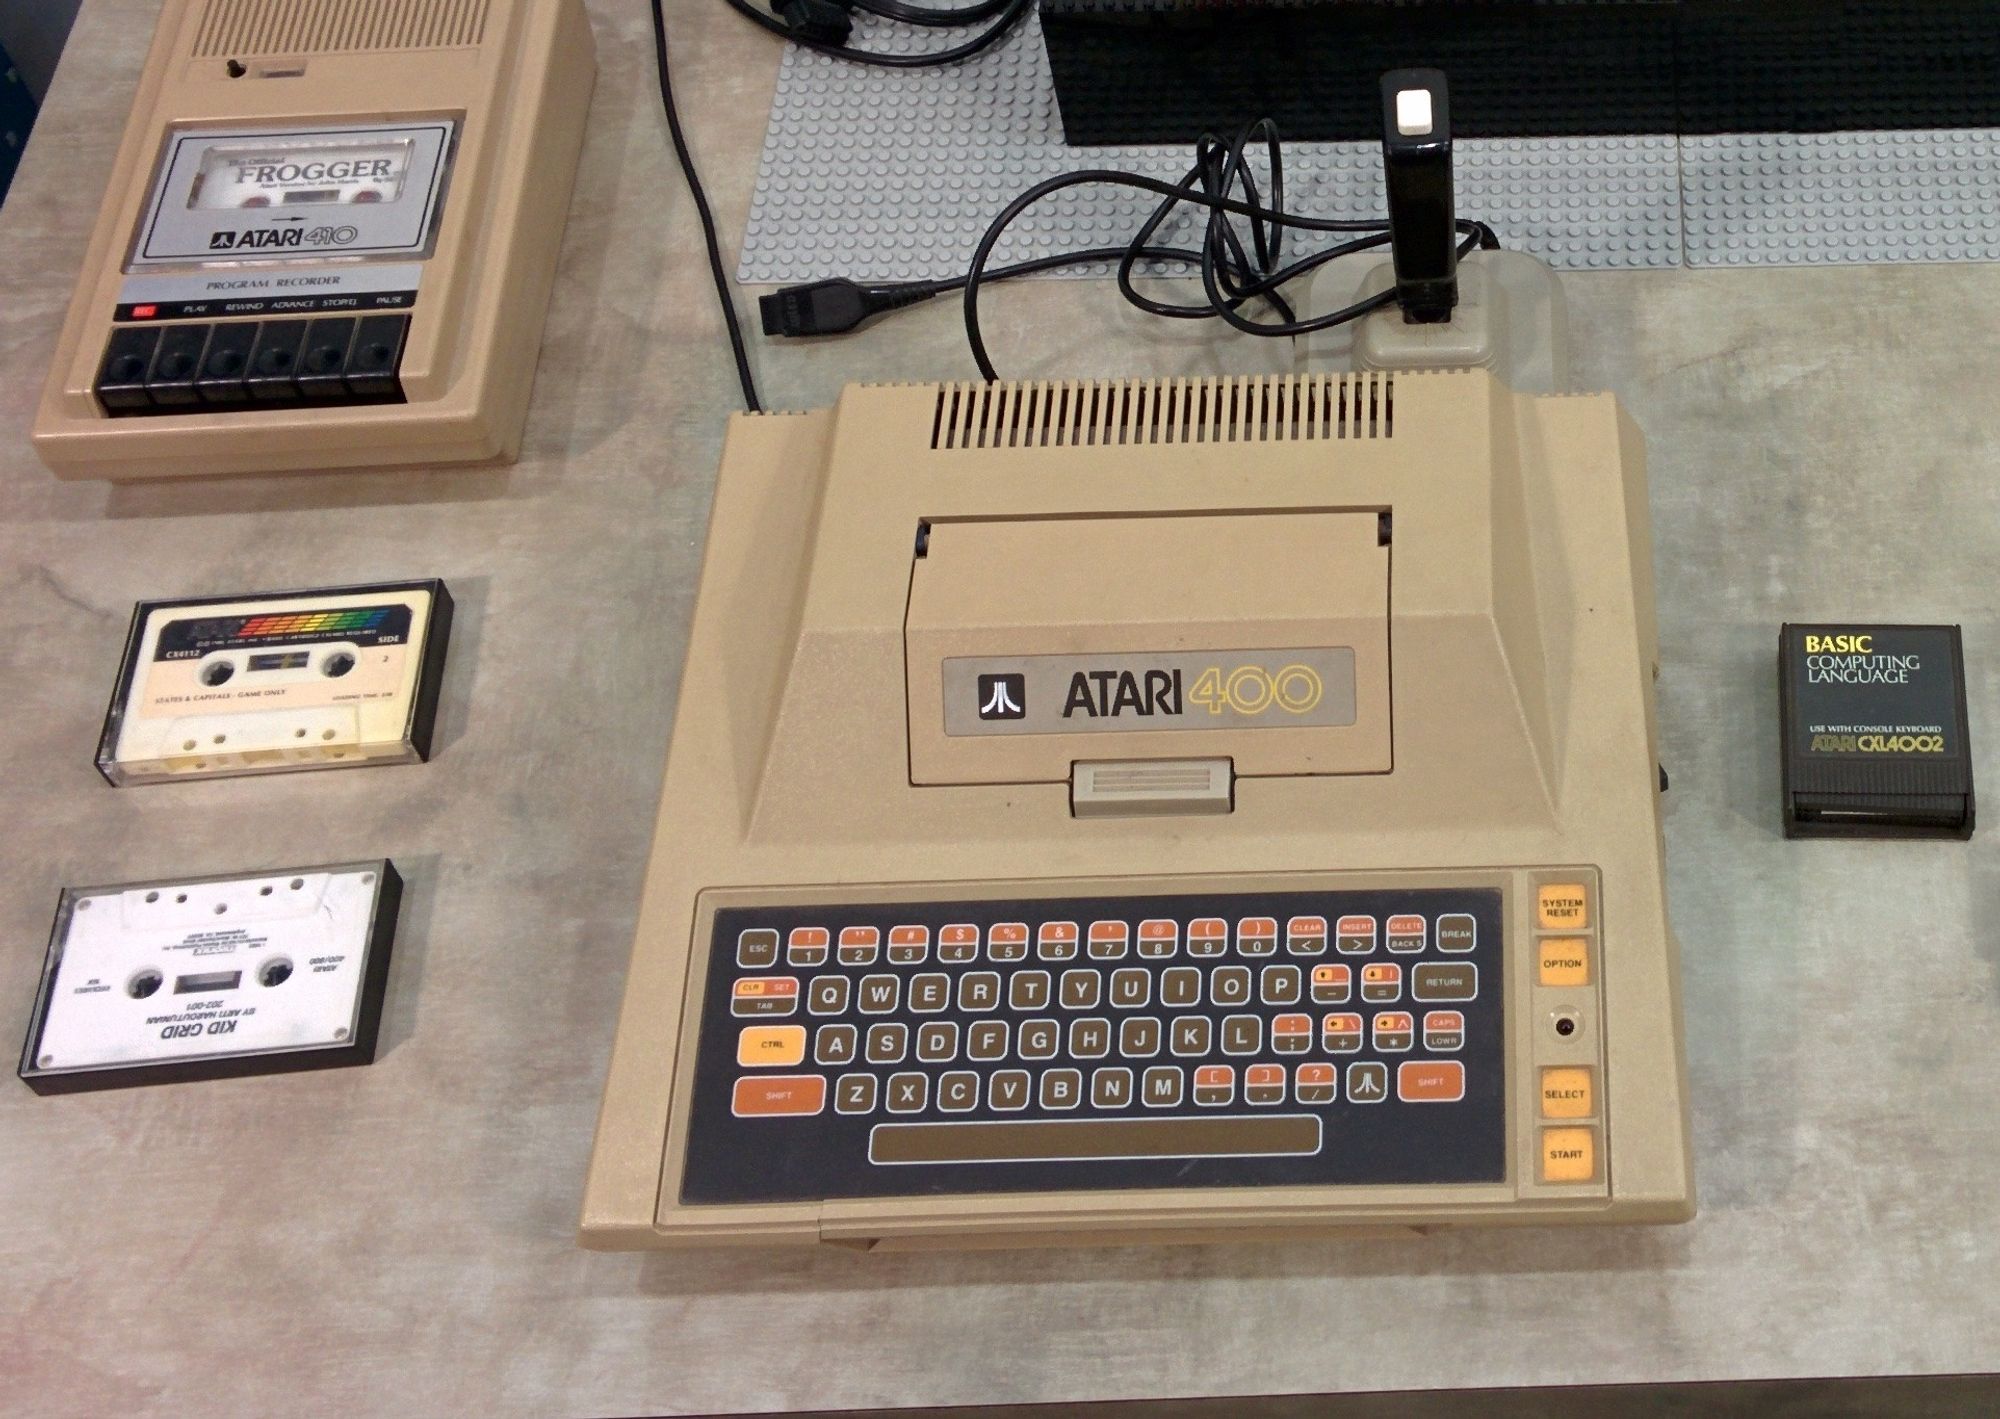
[
  {"left": 650, "top": 0, "right": 761, "bottom": 411},
  {"left": 720, "top": 0, "right": 1033, "bottom": 66},
  {"left": 762, "top": 121, "right": 1500, "bottom": 382}
]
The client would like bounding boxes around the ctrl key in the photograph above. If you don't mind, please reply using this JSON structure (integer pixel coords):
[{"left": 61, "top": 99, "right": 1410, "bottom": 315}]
[{"left": 732, "top": 1075, "right": 826, "bottom": 1118}]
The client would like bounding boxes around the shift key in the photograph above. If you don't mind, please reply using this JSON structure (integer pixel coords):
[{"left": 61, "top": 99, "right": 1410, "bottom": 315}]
[{"left": 733, "top": 1075, "right": 826, "bottom": 1116}]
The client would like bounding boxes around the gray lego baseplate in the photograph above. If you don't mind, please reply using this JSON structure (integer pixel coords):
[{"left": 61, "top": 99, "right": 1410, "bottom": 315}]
[
  {"left": 738, "top": 9, "right": 1683, "bottom": 285},
  {"left": 739, "top": 11, "right": 2000, "bottom": 284},
  {"left": 1680, "top": 130, "right": 2000, "bottom": 267}
]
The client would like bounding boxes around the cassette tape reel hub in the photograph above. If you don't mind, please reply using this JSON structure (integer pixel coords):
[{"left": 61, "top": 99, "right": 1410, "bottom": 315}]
[{"left": 32, "top": 0, "right": 596, "bottom": 479}]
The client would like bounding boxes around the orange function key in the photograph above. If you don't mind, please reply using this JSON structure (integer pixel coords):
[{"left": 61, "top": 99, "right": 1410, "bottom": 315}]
[
  {"left": 731, "top": 1074, "right": 826, "bottom": 1117},
  {"left": 1537, "top": 883, "right": 1590, "bottom": 931},
  {"left": 1538, "top": 937, "right": 1591, "bottom": 987},
  {"left": 1137, "top": 918, "right": 1179, "bottom": 958},
  {"left": 1540, "top": 1126, "right": 1597, "bottom": 1183},
  {"left": 886, "top": 924, "right": 930, "bottom": 964},
  {"left": 732, "top": 976, "right": 800, "bottom": 1017},
  {"left": 1336, "top": 914, "right": 1377, "bottom": 954},
  {"left": 1286, "top": 915, "right": 1328, "bottom": 955},
  {"left": 786, "top": 926, "right": 830, "bottom": 967}
]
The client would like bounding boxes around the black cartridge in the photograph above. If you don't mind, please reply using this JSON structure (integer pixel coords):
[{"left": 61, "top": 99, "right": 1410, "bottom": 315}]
[{"left": 1779, "top": 624, "right": 1974, "bottom": 839}]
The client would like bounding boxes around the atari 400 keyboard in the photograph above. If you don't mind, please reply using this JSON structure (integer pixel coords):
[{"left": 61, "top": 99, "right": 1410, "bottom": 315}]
[{"left": 583, "top": 372, "right": 1694, "bottom": 1248}]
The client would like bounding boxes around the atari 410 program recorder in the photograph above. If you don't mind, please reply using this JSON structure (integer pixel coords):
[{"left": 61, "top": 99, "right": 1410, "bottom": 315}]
[
  {"left": 584, "top": 365, "right": 1695, "bottom": 1249},
  {"left": 33, "top": 0, "right": 594, "bottom": 480}
]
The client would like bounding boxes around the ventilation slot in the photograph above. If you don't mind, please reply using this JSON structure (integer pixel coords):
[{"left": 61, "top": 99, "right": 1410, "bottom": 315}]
[
  {"left": 929, "top": 375, "right": 1394, "bottom": 451},
  {"left": 193, "top": 0, "right": 491, "bottom": 57}
]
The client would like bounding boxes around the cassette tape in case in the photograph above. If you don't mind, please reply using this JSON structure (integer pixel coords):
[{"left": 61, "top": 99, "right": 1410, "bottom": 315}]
[
  {"left": 18, "top": 862, "right": 401, "bottom": 1094},
  {"left": 97, "top": 580, "right": 452, "bottom": 785}
]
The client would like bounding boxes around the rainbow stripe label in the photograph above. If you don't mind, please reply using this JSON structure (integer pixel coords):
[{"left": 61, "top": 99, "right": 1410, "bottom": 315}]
[{"left": 155, "top": 604, "right": 413, "bottom": 659}]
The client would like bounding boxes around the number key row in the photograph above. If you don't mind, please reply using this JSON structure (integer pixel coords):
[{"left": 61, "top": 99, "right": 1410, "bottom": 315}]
[{"left": 735, "top": 912, "right": 1479, "bottom": 968}]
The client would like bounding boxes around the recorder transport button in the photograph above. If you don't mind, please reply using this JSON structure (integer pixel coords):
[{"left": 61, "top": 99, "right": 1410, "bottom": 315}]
[
  {"left": 95, "top": 326, "right": 164, "bottom": 411},
  {"left": 144, "top": 323, "right": 211, "bottom": 406},
  {"left": 344, "top": 313, "right": 410, "bottom": 398},
  {"left": 296, "top": 317, "right": 360, "bottom": 399},
  {"left": 246, "top": 319, "right": 311, "bottom": 402},
  {"left": 194, "top": 321, "right": 258, "bottom": 404}
]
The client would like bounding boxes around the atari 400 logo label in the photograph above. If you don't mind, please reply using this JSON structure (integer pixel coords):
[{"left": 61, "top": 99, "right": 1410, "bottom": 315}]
[
  {"left": 943, "top": 648, "right": 1360, "bottom": 737},
  {"left": 209, "top": 226, "right": 359, "bottom": 252}
]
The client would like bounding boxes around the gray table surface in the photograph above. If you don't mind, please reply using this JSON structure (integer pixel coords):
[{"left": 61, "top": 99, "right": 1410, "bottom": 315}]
[{"left": 4, "top": 2, "right": 1999, "bottom": 1416}]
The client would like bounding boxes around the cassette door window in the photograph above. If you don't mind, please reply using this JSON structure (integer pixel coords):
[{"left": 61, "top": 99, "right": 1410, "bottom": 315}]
[{"left": 131, "top": 120, "right": 455, "bottom": 267}]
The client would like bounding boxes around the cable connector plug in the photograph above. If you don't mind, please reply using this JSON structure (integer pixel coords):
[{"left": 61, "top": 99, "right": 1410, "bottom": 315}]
[
  {"left": 769, "top": 0, "right": 854, "bottom": 44},
  {"left": 758, "top": 278, "right": 938, "bottom": 337}
]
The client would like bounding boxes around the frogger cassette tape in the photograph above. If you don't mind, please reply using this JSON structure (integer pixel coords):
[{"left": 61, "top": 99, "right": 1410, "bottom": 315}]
[
  {"left": 18, "top": 862, "right": 401, "bottom": 1094},
  {"left": 32, "top": 0, "right": 596, "bottom": 479},
  {"left": 97, "top": 581, "right": 452, "bottom": 785}
]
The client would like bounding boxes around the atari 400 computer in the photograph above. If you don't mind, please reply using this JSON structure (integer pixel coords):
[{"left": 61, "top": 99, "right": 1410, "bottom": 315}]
[{"left": 585, "top": 73, "right": 1692, "bottom": 1249}]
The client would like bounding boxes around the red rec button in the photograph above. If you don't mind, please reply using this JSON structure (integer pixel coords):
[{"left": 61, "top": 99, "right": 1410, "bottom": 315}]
[{"left": 131, "top": 304, "right": 159, "bottom": 319}]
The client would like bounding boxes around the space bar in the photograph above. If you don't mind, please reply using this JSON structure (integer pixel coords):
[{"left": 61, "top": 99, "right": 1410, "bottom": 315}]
[{"left": 869, "top": 1115, "right": 1321, "bottom": 1165}]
